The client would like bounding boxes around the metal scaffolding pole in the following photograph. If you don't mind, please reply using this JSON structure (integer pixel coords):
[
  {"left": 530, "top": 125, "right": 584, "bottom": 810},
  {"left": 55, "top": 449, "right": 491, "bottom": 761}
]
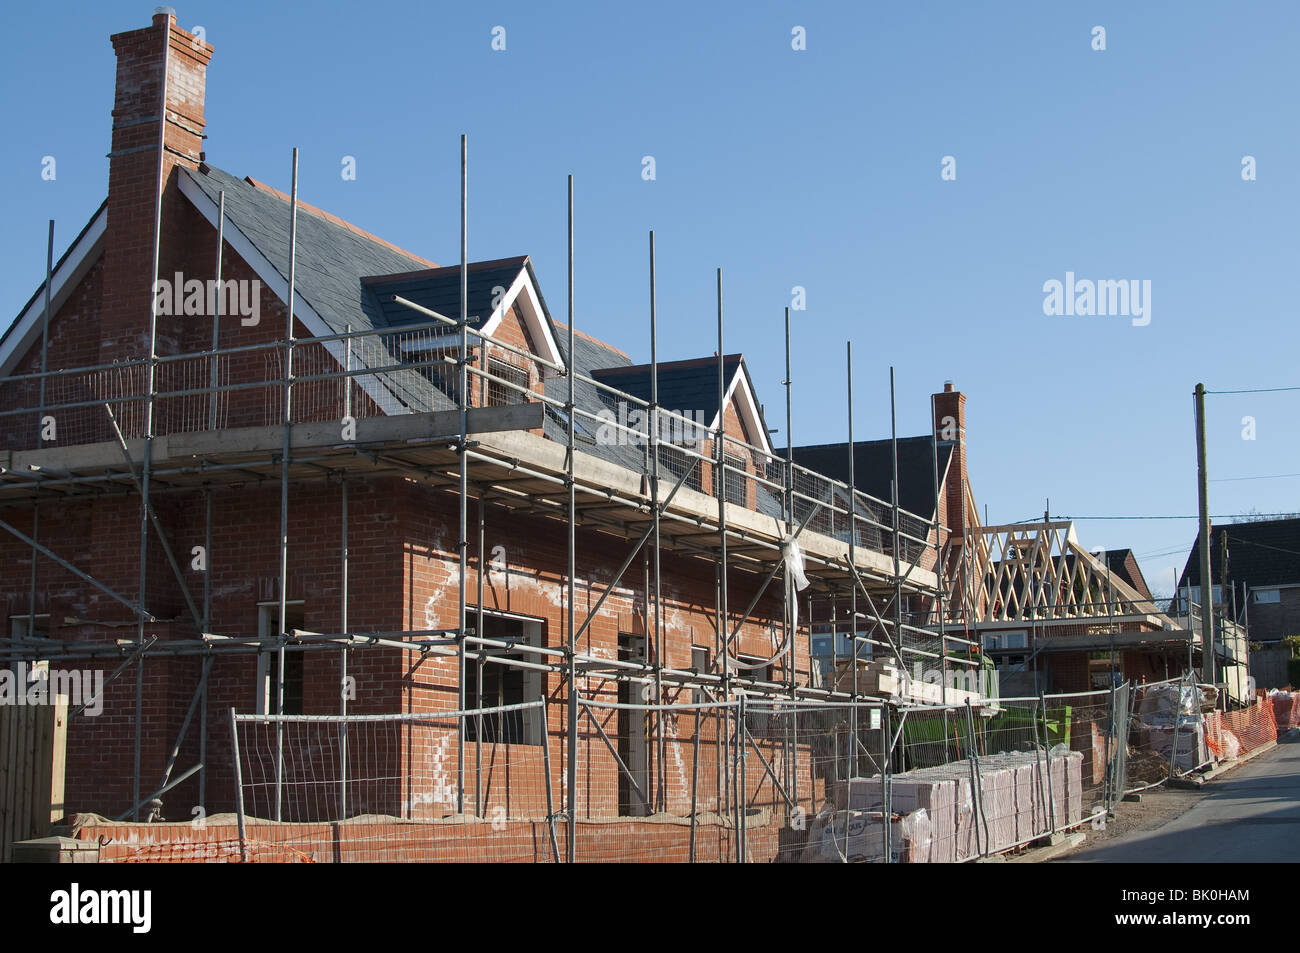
[
  {"left": 456, "top": 134, "right": 469, "bottom": 815},
  {"left": 649, "top": 229, "right": 665, "bottom": 813},
  {"left": 715, "top": 268, "right": 731, "bottom": 835},
  {"left": 476, "top": 494, "right": 485, "bottom": 815},
  {"left": 784, "top": 307, "right": 798, "bottom": 809},
  {"left": 275, "top": 146, "right": 300, "bottom": 822},
  {"left": 37, "top": 220, "right": 53, "bottom": 448},
  {"left": 199, "top": 271, "right": 228, "bottom": 802},
  {"left": 890, "top": 367, "right": 902, "bottom": 677},
  {"left": 209, "top": 190, "right": 224, "bottom": 430},
  {"left": 339, "top": 477, "right": 349, "bottom": 819},
  {"left": 25, "top": 221, "right": 55, "bottom": 646},
  {"left": 847, "top": 343, "right": 858, "bottom": 766},
  {"left": 340, "top": 328, "right": 353, "bottom": 818},
  {"left": 565, "top": 174, "right": 578, "bottom": 863},
  {"left": 135, "top": 17, "right": 171, "bottom": 819},
  {"left": 201, "top": 486, "right": 212, "bottom": 806},
  {"left": 784, "top": 307, "right": 794, "bottom": 688}
]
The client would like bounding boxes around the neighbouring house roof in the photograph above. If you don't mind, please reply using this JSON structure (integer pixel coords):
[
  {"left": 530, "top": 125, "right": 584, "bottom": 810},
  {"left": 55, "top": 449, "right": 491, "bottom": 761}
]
[
  {"left": 1103, "top": 549, "right": 1153, "bottom": 601},
  {"left": 785, "top": 436, "right": 954, "bottom": 520},
  {"left": 1177, "top": 517, "right": 1300, "bottom": 591}
]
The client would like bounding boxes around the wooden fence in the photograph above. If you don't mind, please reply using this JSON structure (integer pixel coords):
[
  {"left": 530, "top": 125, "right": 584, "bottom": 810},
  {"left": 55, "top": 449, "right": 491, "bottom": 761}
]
[{"left": 0, "top": 695, "right": 68, "bottom": 862}]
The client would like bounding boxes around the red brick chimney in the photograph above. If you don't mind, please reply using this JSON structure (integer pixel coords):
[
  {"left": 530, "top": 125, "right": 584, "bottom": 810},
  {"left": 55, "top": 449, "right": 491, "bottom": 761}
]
[
  {"left": 100, "top": 10, "right": 213, "bottom": 365},
  {"left": 932, "top": 380, "right": 970, "bottom": 541}
]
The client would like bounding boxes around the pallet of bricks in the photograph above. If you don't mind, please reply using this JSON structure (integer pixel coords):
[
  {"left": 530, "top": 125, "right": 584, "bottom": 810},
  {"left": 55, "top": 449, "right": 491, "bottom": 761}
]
[
  {"left": 1269, "top": 689, "right": 1300, "bottom": 734},
  {"left": 801, "top": 748, "right": 1083, "bottom": 862},
  {"left": 832, "top": 659, "right": 980, "bottom": 707},
  {"left": 1135, "top": 681, "right": 1216, "bottom": 773}
]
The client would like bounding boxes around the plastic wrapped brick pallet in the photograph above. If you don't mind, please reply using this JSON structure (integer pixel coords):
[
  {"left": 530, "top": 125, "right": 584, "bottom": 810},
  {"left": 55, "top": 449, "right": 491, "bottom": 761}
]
[
  {"left": 976, "top": 764, "right": 1016, "bottom": 854},
  {"left": 919, "top": 763, "right": 978, "bottom": 860},
  {"left": 1045, "top": 750, "right": 1067, "bottom": 831},
  {"left": 802, "top": 807, "right": 932, "bottom": 863},
  {"left": 983, "top": 753, "right": 1041, "bottom": 845},
  {"left": 842, "top": 773, "right": 958, "bottom": 863},
  {"left": 1147, "top": 721, "right": 1207, "bottom": 773},
  {"left": 1064, "top": 749, "right": 1083, "bottom": 826}
]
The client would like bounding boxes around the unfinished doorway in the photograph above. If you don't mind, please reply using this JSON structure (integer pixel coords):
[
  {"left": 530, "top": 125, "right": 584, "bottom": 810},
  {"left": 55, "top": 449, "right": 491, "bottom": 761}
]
[{"left": 617, "top": 633, "right": 650, "bottom": 816}]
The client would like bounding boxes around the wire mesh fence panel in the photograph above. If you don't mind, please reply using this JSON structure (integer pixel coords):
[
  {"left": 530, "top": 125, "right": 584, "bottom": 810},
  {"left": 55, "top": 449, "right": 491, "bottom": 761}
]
[
  {"left": 743, "top": 700, "right": 887, "bottom": 862},
  {"left": 1037, "top": 690, "right": 1114, "bottom": 826},
  {"left": 231, "top": 701, "right": 560, "bottom": 863},
  {"left": 1124, "top": 677, "right": 1187, "bottom": 790},
  {"left": 572, "top": 699, "right": 741, "bottom": 863},
  {"left": 1126, "top": 675, "right": 1215, "bottom": 781}
]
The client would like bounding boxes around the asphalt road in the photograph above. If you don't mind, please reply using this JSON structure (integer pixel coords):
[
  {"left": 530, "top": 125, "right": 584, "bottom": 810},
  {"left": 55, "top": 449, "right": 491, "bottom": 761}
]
[{"left": 1069, "top": 733, "right": 1300, "bottom": 862}]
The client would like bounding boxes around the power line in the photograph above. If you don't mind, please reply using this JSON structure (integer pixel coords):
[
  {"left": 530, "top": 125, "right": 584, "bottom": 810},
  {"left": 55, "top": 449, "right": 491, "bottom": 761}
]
[
  {"left": 1224, "top": 536, "right": 1300, "bottom": 559},
  {"left": 1210, "top": 472, "right": 1300, "bottom": 483},
  {"left": 1205, "top": 385, "right": 1300, "bottom": 395},
  {"left": 1135, "top": 546, "right": 1196, "bottom": 560},
  {"left": 1060, "top": 512, "right": 1298, "bottom": 521}
]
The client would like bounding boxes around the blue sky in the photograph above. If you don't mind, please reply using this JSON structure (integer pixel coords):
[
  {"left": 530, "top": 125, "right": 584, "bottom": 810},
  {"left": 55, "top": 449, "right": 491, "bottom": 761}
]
[{"left": 2, "top": 1, "right": 1297, "bottom": 596}]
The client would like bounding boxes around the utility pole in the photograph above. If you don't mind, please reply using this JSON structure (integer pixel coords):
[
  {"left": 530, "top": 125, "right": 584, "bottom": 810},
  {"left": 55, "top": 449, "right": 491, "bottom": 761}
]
[{"left": 1194, "top": 383, "right": 1214, "bottom": 686}]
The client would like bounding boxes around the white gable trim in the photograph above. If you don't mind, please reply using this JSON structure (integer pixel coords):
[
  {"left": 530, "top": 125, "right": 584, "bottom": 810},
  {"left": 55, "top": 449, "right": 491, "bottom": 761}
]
[
  {"left": 0, "top": 206, "right": 108, "bottom": 377},
  {"left": 480, "top": 266, "right": 565, "bottom": 371},
  {"left": 708, "top": 364, "right": 773, "bottom": 455},
  {"left": 178, "top": 171, "right": 410, "bottom": 416}
]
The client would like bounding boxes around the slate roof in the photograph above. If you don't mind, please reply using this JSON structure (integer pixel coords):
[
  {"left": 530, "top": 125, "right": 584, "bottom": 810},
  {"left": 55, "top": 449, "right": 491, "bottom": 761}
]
[
  {"left": 1177, "top": 518, "right": 1300, "bottom": 590},
  {"left": 183, "top": 164, "right": 434, "bottom": 336},
  {"left": 544, "top": 325, "right": 645, "bottom": 471},
  {"left": 785, "top": 436, "right": 954, "bottom": 519},
  {"left": 591, "top": 355, "right": 745, "bottom": 430},
  {"left": 184, "top": 167, "right": 574, "bottom": 416},
  {"left": 364, "top": 258, "right": 530, "bottom": 330},
  {"left": 175, "top": 162, "right": 934, "bottom": 530}
]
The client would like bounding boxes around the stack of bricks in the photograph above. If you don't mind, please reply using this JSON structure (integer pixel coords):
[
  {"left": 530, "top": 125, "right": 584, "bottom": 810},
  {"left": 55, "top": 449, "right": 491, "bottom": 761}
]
[
  {"left": 836, "top": 747, "right": 1084, "bottom": 862},
  {"left": 1270, "top": 691, "right": 1300, "bottom": 733}
]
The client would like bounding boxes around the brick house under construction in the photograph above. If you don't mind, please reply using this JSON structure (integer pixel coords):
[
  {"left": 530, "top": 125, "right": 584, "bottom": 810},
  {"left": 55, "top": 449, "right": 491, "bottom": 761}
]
[{"left": 0, "top": 14, "right": 986, "bottom": 856}]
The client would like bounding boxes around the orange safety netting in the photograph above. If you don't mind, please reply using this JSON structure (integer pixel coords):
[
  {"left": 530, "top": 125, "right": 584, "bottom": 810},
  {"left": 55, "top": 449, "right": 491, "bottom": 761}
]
[
  {"left": 1271, "top": 691, "right": 1300, "bottom": 732},
  {"left": 1204, "top": 697, "right": 1279, "bottom": 761},
  {"left": 119, "top": 838, "right": 316, "bottom": 863}
]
